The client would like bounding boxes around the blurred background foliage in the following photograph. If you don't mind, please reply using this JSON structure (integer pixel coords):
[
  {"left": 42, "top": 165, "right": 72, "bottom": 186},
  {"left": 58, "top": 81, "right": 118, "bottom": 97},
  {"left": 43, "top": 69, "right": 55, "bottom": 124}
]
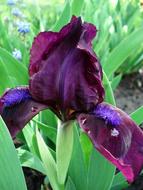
[{"left": 0, "top": 0, "right": 143, "bottom": 97}]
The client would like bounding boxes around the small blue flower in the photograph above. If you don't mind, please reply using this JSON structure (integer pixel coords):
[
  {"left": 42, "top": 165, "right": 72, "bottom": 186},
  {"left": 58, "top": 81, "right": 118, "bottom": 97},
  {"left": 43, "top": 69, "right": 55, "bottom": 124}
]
[
  {"left": 7, "top": 0, "right": 15, "bottom": 6},
  {"left": 11, "top": 8, "right": 22, "bottom": 17},
  {"left": 17, "top": 22, "right": 30, "bottom": 34},
  {"left": 12, "top": 49, "right": 22, "bottom": 61}
]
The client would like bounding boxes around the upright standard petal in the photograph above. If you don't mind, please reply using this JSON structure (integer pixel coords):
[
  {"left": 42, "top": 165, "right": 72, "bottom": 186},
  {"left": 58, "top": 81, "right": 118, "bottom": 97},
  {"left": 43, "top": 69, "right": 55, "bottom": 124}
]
[
  {"left": 0, "top": 87, "right": 47, "bottom": 138},
  {"left": 77, "top": 103, "right": 143, "bottom": 182},
  {"left": 29, "top": 16, "right": 104, "bottom": 120}
]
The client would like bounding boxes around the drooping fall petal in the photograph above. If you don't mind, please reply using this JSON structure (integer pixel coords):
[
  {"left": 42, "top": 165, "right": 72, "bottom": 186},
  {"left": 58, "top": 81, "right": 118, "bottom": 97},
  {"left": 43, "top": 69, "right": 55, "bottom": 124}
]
[
  {"left": 77, "top": 102, "right": 143, "bottom": 182},
  {"left": 0, "top": 87, "right": 47, "bottom": 138},
  {"left": 29, "top": 16, "right": 104, "bottom": 120}
]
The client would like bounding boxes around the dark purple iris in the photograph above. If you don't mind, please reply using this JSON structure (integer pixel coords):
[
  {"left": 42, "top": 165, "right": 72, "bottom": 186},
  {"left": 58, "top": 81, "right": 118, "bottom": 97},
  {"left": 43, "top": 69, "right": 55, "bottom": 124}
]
[
  {"left": 0, "top": 16, "right": 143, "bottom": 183},
  {"left": 29, "top": 16, "right": 104, "bottom": 119},
  {"left": 0, "top": 16, "right": 104, "bottom": 135}
]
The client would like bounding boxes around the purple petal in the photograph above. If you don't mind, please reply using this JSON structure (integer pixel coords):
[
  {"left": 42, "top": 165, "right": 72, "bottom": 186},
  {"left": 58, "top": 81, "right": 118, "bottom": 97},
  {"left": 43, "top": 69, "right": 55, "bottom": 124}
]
[
  {"left": 77, "top": 102, "right": 143, "bottom": 182},
  {"left": 29, "top": 16, "right": 104, "bottom": 120},
  {"left": 0, "top": 87, "right": 47, "bottom": 138},
  {"left": 29, "top": 16, "right": 81, "bottom": 76}
]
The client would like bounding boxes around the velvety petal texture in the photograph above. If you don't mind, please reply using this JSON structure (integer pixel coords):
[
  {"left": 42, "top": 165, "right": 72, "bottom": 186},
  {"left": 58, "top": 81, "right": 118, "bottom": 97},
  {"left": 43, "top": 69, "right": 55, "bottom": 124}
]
[
  {"left": 0, "top": 87, "right": 47, "bottom": 138},
  {"left": 77, "top": 102, "right": 143, "bottom": 182},
  {"left": 29, "top": 16, "right": 104, "bottom": 120}
]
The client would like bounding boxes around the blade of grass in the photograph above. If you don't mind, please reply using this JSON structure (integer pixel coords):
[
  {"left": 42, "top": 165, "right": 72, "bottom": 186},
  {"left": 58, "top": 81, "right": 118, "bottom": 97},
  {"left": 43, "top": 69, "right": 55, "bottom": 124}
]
[
  {"left": 53, "top": 1, "right": 71, "bottom": 32},
  {"left": 36, "top": 128, "right": 61, "bottom": 190},
  {"left": 71, "top": 0, "right": 84, "bottom": 16},
  {"left": 87, "top": 149, "right": 115, "bottom": 190},
  {"left": 111, "top": 173, "right": 128, "bottom": 190},
  {"left": 0, "top": 47, "right": 28, "bottom": 84},
  {"left": 0, "top": 117, "right": 27, "bottom": 190},
  {"left": 22, "top": 124, "right": 36, "bottom": 154},
  {"left": 103, "top": 27, "right": 143, "bottom": 77},
  {"left": 111, "top": 74, "right": 122, "bottom": 90},
  {"left": 65, "top": 177, "right": 76, "bottom": 190},
  {"left": 0, "top": 18, "right": 12, "bottom": 51},
  {"left": 0, "top": 57, "right": 14, "bottom": 95},
  {"left": 130, "top": 106, "right": 143, "bottom": 125},
  {"left": 18, "top": 148, "right": 46, "bottom": 175},
  {"left": 103, "top": 70, "right": 116, "bottom": 105},
  {"left": 33, "top": 119, "right": 57, "bottom": 143}
]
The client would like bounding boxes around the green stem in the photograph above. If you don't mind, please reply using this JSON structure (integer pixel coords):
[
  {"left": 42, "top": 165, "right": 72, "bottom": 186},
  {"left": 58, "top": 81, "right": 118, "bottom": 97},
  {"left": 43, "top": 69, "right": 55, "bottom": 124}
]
[{"left": 56, "top": 120, "right": 74, "bottom": 186}]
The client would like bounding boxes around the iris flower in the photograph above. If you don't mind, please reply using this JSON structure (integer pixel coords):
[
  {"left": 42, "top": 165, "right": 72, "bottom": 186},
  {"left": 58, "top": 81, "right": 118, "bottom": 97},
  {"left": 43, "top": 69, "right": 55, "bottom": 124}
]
[{"left": 0, "top": 16, "right": 143, "bottom": 183}]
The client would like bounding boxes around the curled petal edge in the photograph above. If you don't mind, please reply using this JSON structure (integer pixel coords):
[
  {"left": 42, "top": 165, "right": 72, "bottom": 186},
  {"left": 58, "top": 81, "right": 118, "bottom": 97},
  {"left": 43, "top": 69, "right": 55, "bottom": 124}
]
[
  {"left": 0, "top": 87, "right": 47, "bottom": 138},
  {"left": 77, "top": 103, "right": 143, "bottom": 183}
]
